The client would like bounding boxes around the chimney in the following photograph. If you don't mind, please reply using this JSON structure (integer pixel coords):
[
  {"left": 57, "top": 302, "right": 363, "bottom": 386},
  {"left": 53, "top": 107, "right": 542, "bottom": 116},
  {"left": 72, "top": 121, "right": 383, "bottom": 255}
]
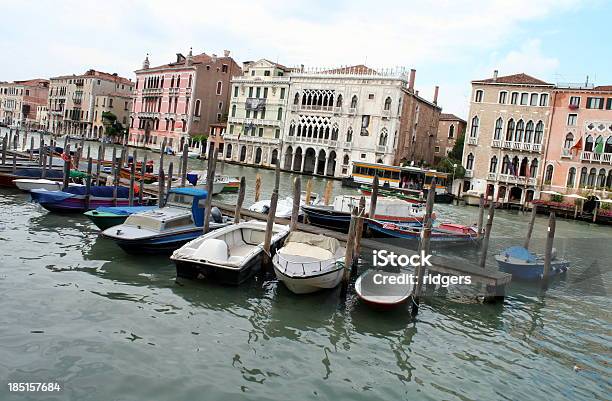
[
  {"left": 224, "top": 50, "right": 230, "bottom": 57},
  {"left": 493, "top": 69, "right": 498, "bottom": 81},
  {"left": 176, "top": 53, "right": 185, "bottom": 63},
  {"left": 416, "top": 90, "right": 419, "bottom": 96},
  {"left": 186, "top": 47, "right": 193, "bottom": 66},
  {"left": 408, "top": 68, "right": 416, "bottom": 92},
  {"left": 433, "top": 85, "right": 439, "bottom": 105}
]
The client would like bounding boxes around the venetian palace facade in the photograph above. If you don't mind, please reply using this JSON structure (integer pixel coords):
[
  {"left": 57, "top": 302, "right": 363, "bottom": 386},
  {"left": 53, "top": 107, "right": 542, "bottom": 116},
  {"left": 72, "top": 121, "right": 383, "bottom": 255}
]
[
  {"left": 224, "top": 65, "right": 441, "bottom": 177},
  {"left": 0, "top": 79, "right": 49, "bottom": 129},
  {"left": 47, "top": 70, "right": 133, "bottom": 137},
  {"left": 462, "top": 72, "right": 553, "bottom": 204},
  {"left": 129, "top": 50, "right": 241, "bottom": 151}
]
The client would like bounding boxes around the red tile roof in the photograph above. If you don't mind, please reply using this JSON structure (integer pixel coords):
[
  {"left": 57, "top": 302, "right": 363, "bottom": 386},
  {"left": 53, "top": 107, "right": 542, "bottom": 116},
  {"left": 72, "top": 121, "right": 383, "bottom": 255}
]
[
  {"left": 14, "top": 78, "right": 49, "bottom": 87},
  {"left": 145, "top": 52, "right": 226, "bottom": 71},
  {"left": 439, "top": 113, "right": 466, "bottom": 122},
  {"left": 593, "top": 85, "right": 612, "bottom": 91},
  {"left": 472, "top": 73, "right": 552, "bottom": 86},
  {"left": 51, "top": 70, "right": 132, "bottom": 85}
]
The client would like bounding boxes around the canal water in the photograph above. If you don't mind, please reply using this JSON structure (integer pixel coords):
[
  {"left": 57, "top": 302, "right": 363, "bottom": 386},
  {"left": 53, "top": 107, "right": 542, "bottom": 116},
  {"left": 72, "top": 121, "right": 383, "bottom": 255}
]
[{"left": 0, "top": 132, "right": 610, "bottom": 400}]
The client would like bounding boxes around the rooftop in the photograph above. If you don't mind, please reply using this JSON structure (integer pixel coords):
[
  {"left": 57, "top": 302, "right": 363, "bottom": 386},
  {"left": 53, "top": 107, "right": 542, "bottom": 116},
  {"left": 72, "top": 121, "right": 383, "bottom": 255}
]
[
  {"left": 472, "top": 73, "right": 552, "bottom": 86},
  {"left": 439, "top": 113, "right": 466, "bottom": 122},
  {"left": 51, "top": 69, "right": 132, "bottom": 85}
]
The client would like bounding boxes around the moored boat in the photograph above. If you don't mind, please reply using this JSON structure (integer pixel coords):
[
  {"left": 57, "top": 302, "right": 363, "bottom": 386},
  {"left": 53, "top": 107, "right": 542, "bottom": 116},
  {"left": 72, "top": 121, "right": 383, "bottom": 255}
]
[
  {"left": 249, "top": 191, "right": 320, "bottom": 219},
  {"left": 101, "top": 187, "right": 230, "bottom": 254},
  {"left": 495, "top": 246, "right": 570, "bottom": 280},
  {"left": 84, "top": 205, "right": 157, "bottom": 230},
  {"left": 13, "top": 178, "right": 83, "bottom": 192},
  {"left": 30, "top": 185, "right": 134, "bottom": 212},
  {"left": 273, "top": 232, "right": 345, "bottom": 294},
  {"left": 367, "top": 220, "right": 480, "bottom": 244},
  {"left": 0, "top": 167, "right": 64, "bottom": 187},
  {"left": 172, "top": 221, "right": 289, "bottom": 285},
  {"left": 301, "top": 195, "right": 429, "bottom": 232},
  {"left": 355, "top": 271, "right": 412, "bottom": 309}
]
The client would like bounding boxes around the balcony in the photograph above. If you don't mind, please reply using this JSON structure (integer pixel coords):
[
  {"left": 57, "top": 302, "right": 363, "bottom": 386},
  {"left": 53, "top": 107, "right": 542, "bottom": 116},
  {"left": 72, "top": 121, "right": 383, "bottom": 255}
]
[
  {"left": 299, "top": 105, "right": 334, "bottom": 112},
  {"left": 290, "top": 136, "right": 340, "bottom": 147},
  {"left": 561, "top": 148, "right": 571, "bottom": 158},
  {"left": 142, "top": 87, "right": 163, "bottom": 95},
  {"left": 169, "top": 88, "right": 180, "bottom": 95},
  {"left": 228, "top": 117, "right": 281, "bottom": 127},
  {"left": 138, "top": 111, "right": 160, "bottom": 118},
  {"left": 497, "top": 140, "right": 542, "bottom": 153},
  {"left": 487, "top": 172, "right": 497, "bottom": 181},
  {"left": 333, "top": 107, "right": 342, "bottom": 115},
  {"left": 492, "top": 139, "right": 502, "bottom": 148},
  {"left": 465, "top": 170, "right": 473, "bottom": 178},
  {"left": 581, "top": 151, "right": 612, "bottom": 164},
  {"left": 467, "top": 137, "right": 478, "bottom": 146}
]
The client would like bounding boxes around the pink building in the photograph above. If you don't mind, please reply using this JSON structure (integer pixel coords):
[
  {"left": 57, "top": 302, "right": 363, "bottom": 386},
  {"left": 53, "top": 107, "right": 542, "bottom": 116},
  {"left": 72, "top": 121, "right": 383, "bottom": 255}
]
[
  {"left": 130, "top": 49, "right": 241, "bottom": 151},
  {"left": 542, "top": 85, "right": 612, "bottom": 195}
]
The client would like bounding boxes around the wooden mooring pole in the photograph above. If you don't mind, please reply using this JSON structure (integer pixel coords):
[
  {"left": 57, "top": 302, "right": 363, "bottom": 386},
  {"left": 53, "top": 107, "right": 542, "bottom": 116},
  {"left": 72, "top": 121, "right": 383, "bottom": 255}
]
[
  {"left": 180, "top": 143, "right": 188, "bottom": 187},
  {"left": 523, "top": 205, "right": 538, "bottom": 250},
  {"left": 411, "top": 177, "right": 436, "bottom": 317},
  {"left": 353, "top": 196, "right": 366, "bottom": 259},
  {"left": 95, "top": 145, "right": 103, "bottom": 185},
  {"left": 290, "top": 176, "right": 301, "bottom": 232},
  {"left": 29, "top": 137, "right": 34, "bottom": 160},
  {"left": 477, "top": 194, "right": 485, "bottom": 237},
  {"left": 234, "top": 177, "right": 246, "bottom": 224},
  {"left": 1, "top": 135, "right": 6, "bottom": 165},
  {"left": 62, "top": 144, "right": 71, "bottom": 191},
  {"left": 263, "top": 163, "right": 281, "bottom": 266},
  {"left": 85, "top": 157, "right": 93, "bottom": 210},
  {"left": 203, "top": 145, "right": 216, "bottom": 233},
  {"left": 158, "top": 167, "right": 165, "bottom": 208},
  {"left": 166, "top": 162, "right": 174, "bottom": 197},
  {"left": 129, "top": 150, "right": 137, "bottom": 206},
  {"left": 542, "top": 212, "right": 556, "bottom": 288},
  {"left": 369, "top": 175, "right": 379, "bottom": 218},
  {"left": 342, "top": 206, "right": 359, "bottom": 290},
  {"left": 139, "top": 153, "right": 147, "bottom": 205},
  {"left": 254, "top": 174, "right": 262, "bottom": 203},
  {"left": 478, "top": 200, "right": 496, "bottom": 268},
  {"left": 112, "top": 147, "right": 118, "bottom": 206}
]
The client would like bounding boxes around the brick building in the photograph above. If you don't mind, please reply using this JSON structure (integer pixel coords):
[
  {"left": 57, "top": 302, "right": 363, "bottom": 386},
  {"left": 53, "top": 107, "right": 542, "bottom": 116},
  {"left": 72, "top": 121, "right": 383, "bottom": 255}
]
[{"left": 435, "top": 113, "right": 466, "bottom": 161}]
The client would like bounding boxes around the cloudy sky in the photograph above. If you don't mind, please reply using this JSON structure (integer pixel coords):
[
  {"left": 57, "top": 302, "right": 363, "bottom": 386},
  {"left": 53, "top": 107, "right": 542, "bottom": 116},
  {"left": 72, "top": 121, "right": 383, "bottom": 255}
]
[{"left": 1, "top": 0, "right": 609, "bottom": 116}]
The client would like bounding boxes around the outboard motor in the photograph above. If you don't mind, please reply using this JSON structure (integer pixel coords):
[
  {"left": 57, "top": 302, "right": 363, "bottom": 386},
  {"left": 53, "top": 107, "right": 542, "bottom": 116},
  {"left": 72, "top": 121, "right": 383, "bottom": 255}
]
[
  {"left": 210, "top": 207, "right": 223, "bottom": 224},
  {"left": 262, "top": 205, "right": 270, "bottom": 214}
]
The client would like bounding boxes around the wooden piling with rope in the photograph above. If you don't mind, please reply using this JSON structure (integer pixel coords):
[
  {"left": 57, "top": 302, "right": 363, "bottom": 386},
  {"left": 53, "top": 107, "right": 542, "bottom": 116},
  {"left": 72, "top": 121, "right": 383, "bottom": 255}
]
[
  {"left": 263, "top": 164, "right": 281, "bottom": 266},
  {"left": 478, "top": 200, "right": 496, "bottom": 268}
]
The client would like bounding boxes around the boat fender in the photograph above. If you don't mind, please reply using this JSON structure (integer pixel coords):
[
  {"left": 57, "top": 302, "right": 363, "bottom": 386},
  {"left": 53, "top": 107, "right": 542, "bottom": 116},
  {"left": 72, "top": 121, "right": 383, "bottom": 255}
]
[{"left": 211, "top": 207, "right": 223, "bottom": 224}]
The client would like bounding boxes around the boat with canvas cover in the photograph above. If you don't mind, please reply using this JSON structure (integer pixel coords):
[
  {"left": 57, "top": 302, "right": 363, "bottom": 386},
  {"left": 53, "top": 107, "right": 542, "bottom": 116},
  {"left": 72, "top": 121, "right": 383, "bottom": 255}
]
[
  {"left": 495, "top": 246, "right": 570, "bottom": 280},
  {"left": 301, "top": 195, "right": 429, "bottom": 232},
  {"left": 0, "top": 167, "right": 64, "bottom": 187},
  {"left": 172, "top": 221, "right": 289, "bottom": 285},
  {"left": 30, "top": 185, "right": 134, "bottom": 212},
  {"left": 101, "top": 187, "right": 230, "bottom": 254},
  {"left": 13, "top": 178, "right": 83, "bottom": 192},
  {"left": 273, "top": 232, "right": 345, "bottom": 294},
  {"left": 84, "top": 205, "right": 157, "bottom": 230}
]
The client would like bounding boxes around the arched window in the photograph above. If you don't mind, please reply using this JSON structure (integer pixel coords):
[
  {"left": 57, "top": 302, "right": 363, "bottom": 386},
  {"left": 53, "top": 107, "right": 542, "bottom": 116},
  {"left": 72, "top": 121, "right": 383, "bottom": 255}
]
[
  {"left": 494, "top": 117, "right": 503, "bottom": 140},
  {"left": 231, "top": 104, "right": 236, "bottom": 117},
  {"left": 294, "top": 93, "right": 300, "bottom": 105},
  {"left": 470, "top": 116, "right": 479, "bottom": 137},
  {"left": 585, "top": 135, "right": 594, "bottom": 152},
  {"left": 564, "top": 133, "right": 574, "bottom": 149},
  {"left": 260, "top": 107, "right": 266, "bottom": 119},
  {"left": 567, "top": 167, "right": 576, "bottom": 188},
  {"left": 331, "top": 126, "right": 339, "bottom": 141},
  {"left": 506, "top": 118, "right": 515, "bottom": 141},
  {"left": 597, "top": 168, "right": 606, "bottom": 187},
  {"left": 343, "top": 154, "right": 350, "bottom": 165},
  {"left": 289, "top": 122, "right": 295, "bottom": 136},
  {"left": 579, "top": 167, "right": 588, "bottom": 187},
  {"left": 351, "top": 95, "right": 358, "bottom": 108},
  {"left": 502, "top": 155, "right": 510, "bottom": 174},
  {"left": 216, "top": 81, "right": 222, "bottom": 95},
  {"left": 225, "top": 144, "right": 232, "bottom": 159},
  {"left": 384, "top": 97, "right": 392, "bottom": 111},
  {"left": 346, "top": 127, "right": 353, "bottom": 142},
  {"left": 277, "top": 107, "right": 283, "bottom": 120},
  {"left": 379, "top": 128, "right": 388, "bottom": 146},
  {"left": 525, "top": 120, "right": 534, "bottom": 143},
  {"left": 177, "top": 75, "right": 181, "bottom": 87},
  {"left": 466, "top": 153, "right": 474, "bottom": 170},
  {"left": 606, "top": 137, "right": 612, "bottom": 153},
  {"left": 545, "top": 164, "right": 554, "bottom": 184},
  {"left": 530, "top": 159, "right": 538, "bottom": 178},
  {"left": 607, "top": 170, "right": 612, "bottom": 189},
  {"left": 448, "top": 124, "right": 455, "bottom": 138},
  {"left": 534, "top": 121, "right": 544, "bottom": 144},
  {"left": 193, "top": 99, "right": 201, "bottom": 116},
  {"left": 515, "top": 119, "right": 525, "bottom": 142},
  {"left": 587, "top": 168, "right": 596, "bottom": 187},
  {"left": 474, "top": 89, "right": 483, "bottom": 102},
  {"left": 336, "top": 95, "right": 343, "bottom": 108},
  {"left": 489, "top": 156, "right": 498, "bottom": 173}
]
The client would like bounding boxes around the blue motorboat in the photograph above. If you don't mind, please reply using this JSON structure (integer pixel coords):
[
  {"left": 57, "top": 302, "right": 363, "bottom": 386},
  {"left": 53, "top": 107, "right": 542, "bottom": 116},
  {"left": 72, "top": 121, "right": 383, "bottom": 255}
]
[
  {"left": 495, "top": 246, "right": 570, "bottom": 280},
  {"left": 101, "top": 187, "right": 231, "bottom": 254}
]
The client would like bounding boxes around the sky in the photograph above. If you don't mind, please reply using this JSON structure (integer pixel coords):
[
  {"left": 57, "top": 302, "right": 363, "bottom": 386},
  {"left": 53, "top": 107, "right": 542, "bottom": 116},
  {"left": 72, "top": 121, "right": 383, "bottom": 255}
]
[{"left": 1, "top": 0, "right": 609, "bottom": 117}]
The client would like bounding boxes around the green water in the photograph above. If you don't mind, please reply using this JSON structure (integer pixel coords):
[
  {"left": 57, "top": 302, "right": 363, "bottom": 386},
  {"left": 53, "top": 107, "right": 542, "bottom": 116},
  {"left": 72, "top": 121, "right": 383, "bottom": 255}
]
[{"left": 0, "top": 134, "right": 610, "bottom": 400}]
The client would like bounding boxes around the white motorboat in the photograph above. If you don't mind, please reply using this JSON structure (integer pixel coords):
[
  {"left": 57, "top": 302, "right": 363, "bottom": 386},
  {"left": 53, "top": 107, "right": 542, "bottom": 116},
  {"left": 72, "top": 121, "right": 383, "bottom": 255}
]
[
  {"left": 248, "top": 191, "right": 320, "bottom": 219},
  {"left": 171, "top": 221, "right": 289, "bottom": 285},
  {"left": 187, "top": 170, "right": 235, "bottom": 195},
  {"left": 13, "top": 178, "right": 83, "bottom": 192},
  {"left": 273, "top": 232, "right": 345, "bottom": 294},
  {"left": 187, "top": 151, "right": 200, "bottom": 159},
  {"left": 463, "top": 190, "right": 483, "bottom": 206}
]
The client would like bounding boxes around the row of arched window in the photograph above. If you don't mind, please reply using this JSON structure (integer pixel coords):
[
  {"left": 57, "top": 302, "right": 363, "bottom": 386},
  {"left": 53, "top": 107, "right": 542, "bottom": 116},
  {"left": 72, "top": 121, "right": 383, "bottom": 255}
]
[
  {"left": 474, "top": 89, "right": 549, "bottom": 106},
  {"left": 469, "top": 115, "right": 544, "bottom": 144},
  {"left": 291, "top": 92, "right": 393, "bottom": 112},
  {"left": 487, "top": 155, "right": 539, "bottom": 177},
  {"left": 566, "top": 167, "right": 612, "bottom": 188},
  {"left": 564, "top": 134, "right": 612, "bottom": 153},
  {"left": 287, "top": 123, "right": 390, "bottom": 146},
  {"left": 231, "top": 105, "right": 283, "bottom": 121}
]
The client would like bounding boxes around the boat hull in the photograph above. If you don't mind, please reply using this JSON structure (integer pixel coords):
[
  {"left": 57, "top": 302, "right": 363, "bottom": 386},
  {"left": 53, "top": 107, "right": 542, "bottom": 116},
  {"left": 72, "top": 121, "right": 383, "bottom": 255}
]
[
  {"left": 84, "top": 212, "right": 129, "bottom": 230},
  {"left": 495, "top": 257, "right": 570, "bottom": 280},
  {"left": 366, "top": 220, "right": 479, "bottom": 244},
  {"left": 302, "top": 206, "right": 424, "bottom": 232},
  {"left": 273, "top": 264, "right": 344, "bottom": 294},
  {"left": 109, "top": 230, "right": 204, "bottom": 254},
  {"left": 175, "top": 254, "right": 263, "bottom": 285}
]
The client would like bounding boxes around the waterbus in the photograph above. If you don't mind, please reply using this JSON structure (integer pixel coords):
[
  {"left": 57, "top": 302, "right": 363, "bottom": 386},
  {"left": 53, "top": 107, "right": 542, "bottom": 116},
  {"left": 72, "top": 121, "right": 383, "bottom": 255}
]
[{"left": 347, "top": 161, "right": 452, "bottom": 203}]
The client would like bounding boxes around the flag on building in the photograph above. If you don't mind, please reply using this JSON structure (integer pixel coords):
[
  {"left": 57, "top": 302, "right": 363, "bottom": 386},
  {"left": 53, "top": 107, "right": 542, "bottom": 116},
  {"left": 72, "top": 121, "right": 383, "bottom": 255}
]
[
  {"left": 570, "top": 136, "right": 583, "bottom": 156},
  {"left": 595, "top": 138, "right": 604, "bottom": 154}
]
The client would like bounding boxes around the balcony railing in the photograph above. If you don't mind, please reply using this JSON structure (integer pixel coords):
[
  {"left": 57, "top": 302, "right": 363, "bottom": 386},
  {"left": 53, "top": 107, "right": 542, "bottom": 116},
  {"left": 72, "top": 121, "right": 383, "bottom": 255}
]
[
  {"left": 333, "top": 107, "right": 342, "bottom": 115},
  {"left": 299, "top": 104, "right": 334, "bottom": 112},
  {"left": 289, "top": 136, "right": 340, "bottom": 147},
  {"left": 348, "top": 107, "right": 357, "bottom": 115},
  {"left": 487, "top": 172, "right": 497, "bottom": 180},
  {"left": 228, "top": 117, "right": 281, "bottom": 127},
  {"left": 568, "top": 103, "right": 579, "bottom": 110},
  {"left": 581, "top": 151, "right": 612, "bottom": 163},
  {"left": 492, "top": 139, "right": 502, "bottom": 148},
  {"left": 142, "top": 87, "right": 163, "bottom": 95},
  {"left": 561, "top": 148, "right": 571, "bottom": 158},
  {"left": 467, "top": 137, "right": 478, "bottom": 145},
  {"left": 138, "top": 111, "right": 160, "bottom": 118},
  {"left": 494, "top": 140, "right": 542, "bottom": 153}
]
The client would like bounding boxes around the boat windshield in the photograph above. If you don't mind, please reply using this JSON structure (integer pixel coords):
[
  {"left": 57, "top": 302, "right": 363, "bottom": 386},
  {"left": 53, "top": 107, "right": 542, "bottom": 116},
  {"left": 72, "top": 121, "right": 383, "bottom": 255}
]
[
  {"left": 166, "top": 193, "right": 194, "bottom": 209},
  {"left": 124, "top": 215, "right": 163, "bottom": 231}
]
